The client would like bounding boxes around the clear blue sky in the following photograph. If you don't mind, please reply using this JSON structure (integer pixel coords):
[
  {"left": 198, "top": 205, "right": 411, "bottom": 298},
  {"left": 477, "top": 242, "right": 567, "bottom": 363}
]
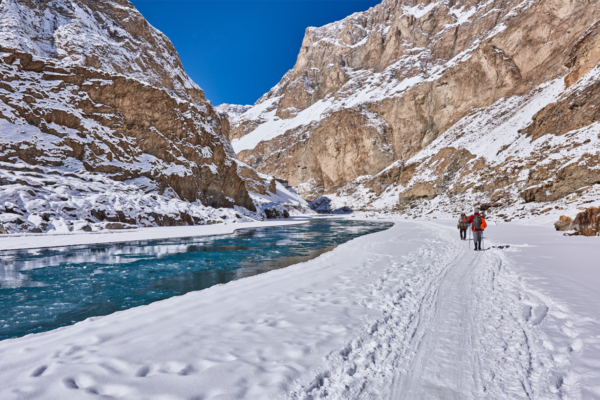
[{"left": 130, "top": 0, "right": 380, "bottom": 106}]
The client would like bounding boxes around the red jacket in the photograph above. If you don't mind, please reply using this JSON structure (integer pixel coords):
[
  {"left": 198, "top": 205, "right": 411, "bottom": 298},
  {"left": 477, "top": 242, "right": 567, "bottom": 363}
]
[{"left": 467, "top": 213, "right": 487, "bottom": 231}]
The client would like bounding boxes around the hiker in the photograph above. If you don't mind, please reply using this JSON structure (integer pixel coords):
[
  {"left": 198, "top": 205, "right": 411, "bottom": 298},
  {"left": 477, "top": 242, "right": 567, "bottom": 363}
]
[
  {"left": 468, "top": 207, "right": 487, "bottom": 251},
  {"left": 457, "top": 213, "right": 469, "bottom": 240}
]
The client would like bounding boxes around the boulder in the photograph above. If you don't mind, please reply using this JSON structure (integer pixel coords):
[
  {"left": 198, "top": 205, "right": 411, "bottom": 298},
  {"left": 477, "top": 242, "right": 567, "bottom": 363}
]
[
  {"left": 309, "top": 197, "right": 332, "bottom": 213},
  {"left": 333, "top": 206, "right": 353, "bottom": 214},
  {"left": 572, "top": 207, "right": 600, "bottom": 236},
  {"left": 554, "top": 215, "right": 574, "bottom": 231},
  {"left": 264, "top": 208, "right": 281, "bottom": 219},
  {"left": 479, "top": 203, "right": 502, "bottom": 211},
  {"left": 105, "top": 222, "right": 138, "bottom": 230}
]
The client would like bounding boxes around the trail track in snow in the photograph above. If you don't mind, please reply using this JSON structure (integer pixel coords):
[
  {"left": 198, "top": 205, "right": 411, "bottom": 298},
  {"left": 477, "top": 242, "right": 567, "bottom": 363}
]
[{"left": 291, "top": 222, "right": 580, "bottom": 400}]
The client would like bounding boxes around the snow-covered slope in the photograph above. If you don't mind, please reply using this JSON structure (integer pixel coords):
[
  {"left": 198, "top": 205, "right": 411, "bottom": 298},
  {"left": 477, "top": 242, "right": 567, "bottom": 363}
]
[
  {"left": 0, "top": 2, "right": 311, "bottom": 234},
  {"left": 0, "top": 46, "right": 259, "bottom": 233},
  {"left": 0, "top": 155, "right": 310, "bottom": 235},
  {"left": 0, "top": 160, "right": 248, "bottom": 234},
  {"left": 231, "top": 0, "right": 600, "bottom": 214},
  {"left": 0, "top": 0, "right": 206, "bottom": 105}
]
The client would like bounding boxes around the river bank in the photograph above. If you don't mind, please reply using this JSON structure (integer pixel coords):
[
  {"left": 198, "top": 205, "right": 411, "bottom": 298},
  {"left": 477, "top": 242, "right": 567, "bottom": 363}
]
[{"left": 0, "top": 219, "right": 308, "bottom": 251}]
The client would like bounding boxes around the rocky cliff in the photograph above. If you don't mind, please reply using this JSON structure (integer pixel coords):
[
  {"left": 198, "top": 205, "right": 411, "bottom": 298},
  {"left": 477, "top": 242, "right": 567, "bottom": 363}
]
[
  {"left": 1, "top": 47, "right": 253, "bottom": 207},
  {"left": 230, "top": 0, "right": 600, "bottom": 215}
]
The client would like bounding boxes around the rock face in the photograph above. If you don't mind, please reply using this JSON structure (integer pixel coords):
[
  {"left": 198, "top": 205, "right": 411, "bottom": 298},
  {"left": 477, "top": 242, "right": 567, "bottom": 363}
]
[
  {"left": 0, "top": 0, "right": 314, "bottom": 234},
  {"left": 0, "top": 47, "right": 254, "bottom": 210},
  {"left": 0, "top": 0, "right": 206, "bottom": 105},
  {"left": 230, "top": 0, "right": 600, "bottom": 209}
]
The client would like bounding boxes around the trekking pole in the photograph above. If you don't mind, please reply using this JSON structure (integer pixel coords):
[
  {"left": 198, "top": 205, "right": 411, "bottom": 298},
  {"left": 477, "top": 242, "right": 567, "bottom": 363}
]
[{"left": 468, "top": 228, "right": 471, "bottom": 249}]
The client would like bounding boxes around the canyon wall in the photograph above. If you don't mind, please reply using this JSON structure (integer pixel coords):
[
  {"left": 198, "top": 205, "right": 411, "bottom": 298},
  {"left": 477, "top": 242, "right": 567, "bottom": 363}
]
[
  {"left": 0, "top": 0, "right": 308, "bottom": 233},
  {"left": 230, "top": 0, "right": 600, "bottom": 209}
]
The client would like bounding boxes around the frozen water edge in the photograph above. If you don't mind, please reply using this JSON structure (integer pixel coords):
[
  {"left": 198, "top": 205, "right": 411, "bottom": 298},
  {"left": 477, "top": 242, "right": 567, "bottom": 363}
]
[
  {"left": 0, "top": 216, "right": 599, "bottom": 399},
  {"left": 0, "top": 219, "right": 308, "bottom": 251}
]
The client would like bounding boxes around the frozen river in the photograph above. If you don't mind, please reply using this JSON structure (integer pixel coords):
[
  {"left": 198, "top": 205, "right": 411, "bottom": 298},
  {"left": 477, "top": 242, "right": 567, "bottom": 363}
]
[{"left": 0, "top": 218, "right": 392, "bottom": 341}]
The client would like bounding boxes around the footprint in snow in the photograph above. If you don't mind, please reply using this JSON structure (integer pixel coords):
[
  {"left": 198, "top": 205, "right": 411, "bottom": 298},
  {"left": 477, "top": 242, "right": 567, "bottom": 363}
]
[
  {"left": 30, "top": 365, "right": 47, "bottom": 377},
  {"left": 135, "top": 365, "right": 151, "bottom": 378}
]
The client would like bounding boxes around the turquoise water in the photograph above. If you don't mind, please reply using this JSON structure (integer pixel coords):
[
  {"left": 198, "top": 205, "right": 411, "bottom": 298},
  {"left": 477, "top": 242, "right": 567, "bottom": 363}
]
[{"left": 0, "top": 219, "right": 392, "bottom": 341}]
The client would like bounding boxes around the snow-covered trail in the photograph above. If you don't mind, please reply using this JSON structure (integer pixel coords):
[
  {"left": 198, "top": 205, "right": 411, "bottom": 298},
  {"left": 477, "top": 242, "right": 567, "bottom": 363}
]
[
  {"left": 391, "top": 222, "right": 591, "bottom": 400},
  {"left": 294, "top": 222, "right": 583, "bottom": 399},
  {"left": 390, "top": 232, "right": 557, "bottom": 399},
  {"left": 392, "top": 242, "right": 483, "bottom": 400}
]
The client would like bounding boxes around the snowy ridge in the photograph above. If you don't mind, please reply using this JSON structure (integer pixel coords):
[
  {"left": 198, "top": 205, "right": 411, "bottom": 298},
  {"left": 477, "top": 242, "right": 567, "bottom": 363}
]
[
  {"left": 215, "top": 103, "right": 252, "bottom": 121},
  {"left": 0, "top": 0, "right": 205, "bottom": 104}
]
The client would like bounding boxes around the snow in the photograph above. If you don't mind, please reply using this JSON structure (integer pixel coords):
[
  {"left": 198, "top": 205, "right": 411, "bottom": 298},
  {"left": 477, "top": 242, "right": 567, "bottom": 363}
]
[
  {"left": 214, "top": 103, "right": 252, "bottom": 120},
  {"left": 0, "top": 220, "right": 307, "bottom": 251},
  {"left": 232, "top": 98, "right": 333, "bottom": 153},
  {"left": 449, "top": 4, "right": 478, "bottom": 25},
  {"left": 403, "top": 2, "right": 439, "bottom": 19},
  {"left": 252, "top": 180, "right": 307, "bottom": 208},
  {"left": 0, "top": 216, "right": 598, "bottom": 399}
]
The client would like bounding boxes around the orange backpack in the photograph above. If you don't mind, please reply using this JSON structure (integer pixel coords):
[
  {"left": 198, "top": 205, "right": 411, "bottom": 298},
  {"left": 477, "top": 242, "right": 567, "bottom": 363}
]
[{"left": 473, "top": 215, "right": 487, "bottom": 230}]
